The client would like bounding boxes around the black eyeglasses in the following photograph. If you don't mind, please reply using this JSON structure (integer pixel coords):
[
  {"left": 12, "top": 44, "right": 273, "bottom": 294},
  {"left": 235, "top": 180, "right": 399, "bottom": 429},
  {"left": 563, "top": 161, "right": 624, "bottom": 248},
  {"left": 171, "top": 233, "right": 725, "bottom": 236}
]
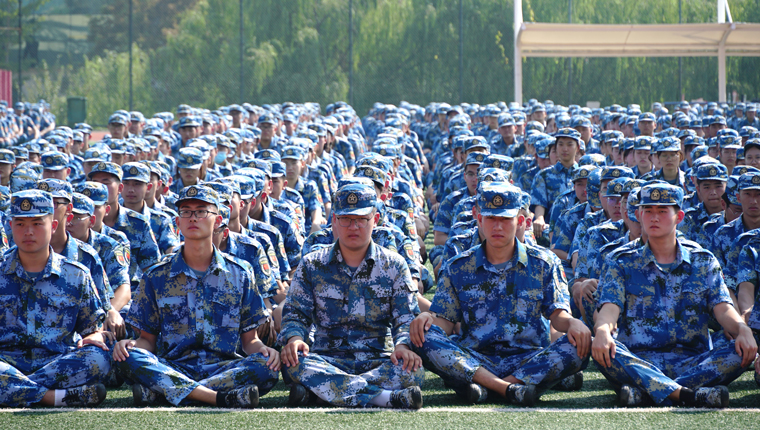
[
  {"left": 336, "top": 217, "right": 372, "bottom": 228},
  {"left": 178, "top": 209, "right": 217, "bottom": 219}
]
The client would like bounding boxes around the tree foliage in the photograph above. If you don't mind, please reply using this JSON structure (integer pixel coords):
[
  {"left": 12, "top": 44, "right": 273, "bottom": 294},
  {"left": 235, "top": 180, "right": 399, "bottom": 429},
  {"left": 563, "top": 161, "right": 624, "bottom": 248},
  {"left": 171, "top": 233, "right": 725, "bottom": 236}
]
[{"left": 20, "top": 0, "right": 760, "bottom": 122}]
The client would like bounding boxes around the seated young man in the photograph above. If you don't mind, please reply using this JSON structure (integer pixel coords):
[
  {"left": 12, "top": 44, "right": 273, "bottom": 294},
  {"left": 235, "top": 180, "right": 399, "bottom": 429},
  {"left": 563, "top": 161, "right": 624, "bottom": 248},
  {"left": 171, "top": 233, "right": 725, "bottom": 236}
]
[
  {"left": 592, "top": 183, "right": 757, "bottom": 408},
  {"left": 410, "top": 182, "right": 591, "bottom": 406},
  {"left": 0, "top": 190, "right": 112, "bottom": 407},
  {"left": 113, "top": 185, "right": 279, "bottom": 408},
  {"left": 280, "top": 183, "right": 425, "bottom": 409}
]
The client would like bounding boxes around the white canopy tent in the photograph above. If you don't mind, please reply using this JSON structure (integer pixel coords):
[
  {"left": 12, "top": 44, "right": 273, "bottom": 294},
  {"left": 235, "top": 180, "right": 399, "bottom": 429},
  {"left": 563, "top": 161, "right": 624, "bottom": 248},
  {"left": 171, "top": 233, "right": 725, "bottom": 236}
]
[{"left": 513, "top": 0, "right": 760, "bottom": 103}]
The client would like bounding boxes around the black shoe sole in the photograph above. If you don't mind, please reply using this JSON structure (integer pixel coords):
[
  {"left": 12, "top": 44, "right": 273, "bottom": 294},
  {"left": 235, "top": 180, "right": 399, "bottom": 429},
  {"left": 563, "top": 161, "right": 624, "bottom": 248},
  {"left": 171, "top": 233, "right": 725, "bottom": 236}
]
[
  {"left": 407, "top": 386, "right": 423, "bottom": 410},
  {"left": 92, "top": 383, "right": 107, "bottom": 407},
  {"left": 247, "top": 385, "right": 260, "bottom": 409},
  {"left": 518, "top": 385, "right": 537, "bottom": 407},
  {"left": 132, "top": 383, "right": 145, "bottom": 407},
  {"left": 465, "top": 384, "right": 483, "bottom": 405},
  {"left": 288, "top": 384, "right": 309, "bottom": 407},
  {"left": 573, "top": 371, "right": 584, "bottom": 391}
]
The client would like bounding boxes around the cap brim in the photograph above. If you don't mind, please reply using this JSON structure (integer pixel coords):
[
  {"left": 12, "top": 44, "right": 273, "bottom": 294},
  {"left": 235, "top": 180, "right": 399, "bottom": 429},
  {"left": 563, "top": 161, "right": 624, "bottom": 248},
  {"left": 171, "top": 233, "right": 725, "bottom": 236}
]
[
  {"left": 334, "top": 207, "right": 374, "bottom": 216},
  {"left": 175, "top": 197, "right": 219, "bottom": 208},
  {"left": 12, "top": 212, "right": 51, "bottom": 218},
  {"left": 71, "top": 208, "right": 92, "bottom": 215},
  {"left": 478, "top": 208, "right": 520, "bottom": 218},
  {"left": 178, "top": 163, "right": 203, "bottom": 170},
  {"left": 123, "top": 177, "right": 150, "bottom": 183}
]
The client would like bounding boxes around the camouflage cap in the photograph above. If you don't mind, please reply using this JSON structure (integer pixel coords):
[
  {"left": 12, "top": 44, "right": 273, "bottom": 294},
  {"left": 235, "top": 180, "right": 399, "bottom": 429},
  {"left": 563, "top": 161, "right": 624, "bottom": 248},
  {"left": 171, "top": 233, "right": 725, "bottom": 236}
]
[
  {"left": 601, "top": 166, "right": 635, "bottom": 181},
  {"left": 258, "top": 112, "right": 277, "bottom": 125},
  {"left": 71, "top": 193, "right": 95, "bottom": 215},
  {"left": 534, "top": 136, "right": 555, "bottom": 159},
  {"left": 555, "top": 127, "right": 582, "bottom": 142},
  {"left": 10, "top": 168, "right": 40, "bottom": 194},
  {"left": 627, "top": 187, "right": 641, "bottom": 222},
  {"left": 224, "top": 175, "right": 255, "bottom": 199},
  {"left": 11, "top": 189, "right": 54, "bottom": 218},
  {"left": 464, "top": 136, "right": 489, "bottom": 152},
  {"left": 689, "top": 145, "right": 709, "bottom": 162},
  {"left": 465, "top": 151, "right": 487, "bottom": 167},
  {"left": 177, "top": 147, "right": 204, "bottom": 170},
  {"left": 11, "top": 146, "right": 28, "bottom": 159},
  {"left": 41, "top": 151, "right": 69, "bottom": 171},
  {"left": 281, "top": 145, "right": 304, "bottom": 161},
  {"left": 83, "top": 146, "right": 112, "bottom": 163},
  {"left": 633, "top": 136, "right": 653, "bottom": 151},
  {"left": 37, "top": 178, "right": 72, "bottom": 201},
  {"left": 176, "top": 185, "right": 220, "bottom": 209},
  {"left": 337, "top": 177, "right": 374, "bottom": 189},
  {"left": 88, "top": 161, "right": 123, "bottom": 181},
  {"left": 218, "top": 204, "right": 231, "bottom": 226},
  {"left": 121, "top": 162, "right": 151, "bottom": 183},
  {"left": 482, "top": 154, "right": 514, "bottom": 171},
  {"left": 75, "top": 181, "right": 109, "bottom": 205},
  {"left": 254, "top": 149, "right": 281, "bottom": 161},
  {"left": 0, "top": 149, "right": 15, "bottom": 165},
  {"left": 178, "top": 116, "right": 201, "bottom": 128},
  {"left": 478, "top": 182, "right": 522, "bottom": 218},
  {"left": 603, "top": 177, "right": 633, "bottom": 198},
  {"left": 695, "top": 163, "right": 728, "bottom": 182},
  {"left": 577, "top": 153, "right": 606, "bottom": 167},
  {"left": 108, "top": 113, "right": 128, "bottom": 125},
  {"left": 333, "top": 183, "right": 377, "bottom": 216},
  {"left": 270, "top": 161, "right": 286, "bottom": 178},
  {"left": 572, "top": 165, "right": 597, "bottom": 182},
  {"left": 683, "top": 135, "right": 705, "bottom": 147},
  {"left": 478, "top": 167, "right": 511, "bottom": 183},
  {"left": 354, "top": 165, "right": 388, "bottom": 187},
  {"left": 731, "top": 165, "right": 760, "bottom": 177},
  {"left": 638, "top": 183, "right": 684, "bottom": 207},
  {"left": 205, "top": 182, "right": 234, "bottom": 204},
  {"left": 737, "top": 172, "right": 760, "bottom": 192},
  {"left": 656, "top": 136, "right": 681, "bottom": 153},
  {"left": 719, "top": 135, "right": 742, "bottom": 150},
  {"left": 638, "top": 112, "right": 656, "bottom": 122},
  {"left": 213, "top": 178, "right": 241, "bottom": 198}
]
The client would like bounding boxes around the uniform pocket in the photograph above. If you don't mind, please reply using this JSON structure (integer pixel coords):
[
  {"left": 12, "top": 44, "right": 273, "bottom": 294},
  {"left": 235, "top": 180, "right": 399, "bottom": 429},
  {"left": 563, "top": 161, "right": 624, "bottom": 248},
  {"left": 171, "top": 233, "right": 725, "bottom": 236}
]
[
  {"left": 44, "top": 294, "right": 77, "bottom": 327},
  {"left": 0, "top": 294, "right": 18, "bottom": 326},
  {"left": 315, "top": 286, "right": 345, "bottom": 326},
  {"left": 157, "top": 295, "right": 190, "bottom": 332},
  {"left": 212, "top": 300, "right": 241, "bottom": 329},
  {"left": 625, "top": 284, "right": 656, "bottom": 320}
]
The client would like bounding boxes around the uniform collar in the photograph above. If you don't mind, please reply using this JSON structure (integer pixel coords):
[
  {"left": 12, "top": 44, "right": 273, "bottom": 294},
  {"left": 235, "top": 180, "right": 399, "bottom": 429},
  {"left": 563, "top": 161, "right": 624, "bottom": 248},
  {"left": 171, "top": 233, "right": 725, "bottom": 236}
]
[
  {"left": 555, "top": 161, "right": 577, "bottom": 173},
  {"left": 329, "top": 239, "right": 378, "bottom": 267},
  {"left": 641, "top": 238, "right": 692, "bottom": 269},
  {"left": 60, "top": 232, "right": 79, "bottom": 259},
  {"left": 3, "top": 246, "right": 63, "bottom": 281},
  {"left": 169, "top": 245, "right": 230, "bottom": 279},
  {"left": 476, "top": 238, "right": 528, "bottom": 273}
]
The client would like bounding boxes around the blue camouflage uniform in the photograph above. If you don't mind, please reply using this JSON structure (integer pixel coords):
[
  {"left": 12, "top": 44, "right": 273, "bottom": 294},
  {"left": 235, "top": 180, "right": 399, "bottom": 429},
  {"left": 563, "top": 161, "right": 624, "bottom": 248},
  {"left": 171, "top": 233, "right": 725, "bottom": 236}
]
[
  {"left": 279, "top": 241, "right": 423, "bottom": 407},
  {"left": 88, "top": 163, "right": 161, "bottom": 287},
  {"left": 222, "top": 230, "right": 279, "bottom": 300},
  {"left": 87, "top": 230, "right": 131, "bottom": 293},
  {"left": 414, "top": 184, "right": 587, "bottom": 399},
  {"left": 117, "top": 247, "right": 278, "bottom": 405},
  {"left": 595, "top": 184, "right": 747, "bottom": 405},
  {"left": 279, "top": 184, "right": 423, "bottom": 407},
  {"left": 0, "top": 190, "right": 109, "bottom": 407}
]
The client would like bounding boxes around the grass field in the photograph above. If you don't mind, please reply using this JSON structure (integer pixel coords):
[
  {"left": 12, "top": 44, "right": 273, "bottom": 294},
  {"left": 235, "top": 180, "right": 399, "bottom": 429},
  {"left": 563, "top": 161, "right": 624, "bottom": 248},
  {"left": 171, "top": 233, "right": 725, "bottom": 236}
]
[
  {"left": 3, "top": 224, "right": 759, "bottom": 429},
  {"left": 2, "top": 366, "right": 759, "bottom": 429}
]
